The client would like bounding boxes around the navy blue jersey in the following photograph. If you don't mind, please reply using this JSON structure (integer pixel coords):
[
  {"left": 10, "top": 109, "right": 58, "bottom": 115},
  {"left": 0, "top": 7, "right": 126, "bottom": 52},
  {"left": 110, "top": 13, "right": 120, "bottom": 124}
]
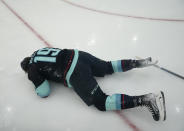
[{"left": 28, "top": 47, "right": 74, "bottom": 87}]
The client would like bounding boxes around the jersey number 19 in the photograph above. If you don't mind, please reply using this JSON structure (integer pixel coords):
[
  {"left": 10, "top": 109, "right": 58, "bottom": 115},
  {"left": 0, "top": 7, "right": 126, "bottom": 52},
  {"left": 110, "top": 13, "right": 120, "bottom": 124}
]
[{"left": 33, "top": 48, "right": 61, "bottom": 63}]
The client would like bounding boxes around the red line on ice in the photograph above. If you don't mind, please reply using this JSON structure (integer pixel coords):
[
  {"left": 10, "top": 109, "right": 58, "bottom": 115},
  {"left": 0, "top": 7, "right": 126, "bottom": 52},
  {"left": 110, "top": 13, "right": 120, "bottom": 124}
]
[
  {"left": 61, "top": 0, "right": 184, "bottom": 22},
  {"left": 1, "top": 0, "right": 142, "bottom": 130},
  {"left": 0, "top": 0, "right": 52, "bottom": 47},
  {"left": 116, "top": 111, "right": 141, "bottom": 131}
]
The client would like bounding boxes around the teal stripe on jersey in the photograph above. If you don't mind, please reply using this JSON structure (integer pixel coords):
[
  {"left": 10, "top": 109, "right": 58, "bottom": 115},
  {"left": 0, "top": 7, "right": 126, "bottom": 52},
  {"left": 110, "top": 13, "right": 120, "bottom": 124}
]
[
  {"left": 34, "top": 56, "right": 56, "bottom": 63},
  {"left": 105, "top": 94, "right": 122, "bottom": 110},
  {"left": 66, "top": 49, "right": 79, "bottom": 88}
]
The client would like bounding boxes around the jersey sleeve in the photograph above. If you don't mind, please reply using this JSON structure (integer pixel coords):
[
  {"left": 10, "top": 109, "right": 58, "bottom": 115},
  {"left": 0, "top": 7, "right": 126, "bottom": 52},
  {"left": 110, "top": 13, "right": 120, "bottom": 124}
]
[{"left": 28, "top": 64, "right": 51, "bottom": 98}]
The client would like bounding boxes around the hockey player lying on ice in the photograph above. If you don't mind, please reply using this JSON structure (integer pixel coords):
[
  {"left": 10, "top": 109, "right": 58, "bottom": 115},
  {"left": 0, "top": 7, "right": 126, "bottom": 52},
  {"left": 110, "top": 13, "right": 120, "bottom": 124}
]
[{"left": 21, "top": 47, "right": 166, "bottom": 121}]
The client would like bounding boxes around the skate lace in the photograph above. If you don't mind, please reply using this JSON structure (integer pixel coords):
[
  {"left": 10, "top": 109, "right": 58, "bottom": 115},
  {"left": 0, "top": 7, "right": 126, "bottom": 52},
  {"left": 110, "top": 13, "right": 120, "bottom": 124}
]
[
  {"left": 142, "top": 104, "right": 155, "bottom": 116},
  {"left": 140, "top": 97, "right": 158, "bottom": 117}
]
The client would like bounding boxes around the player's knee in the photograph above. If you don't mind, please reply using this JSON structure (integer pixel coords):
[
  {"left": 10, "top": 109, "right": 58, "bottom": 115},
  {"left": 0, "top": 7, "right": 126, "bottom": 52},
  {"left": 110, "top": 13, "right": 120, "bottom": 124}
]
[
  {"left": 93, "top": 95, "right": 107, "bottom": 111},
  {"left": 94, "top": 102, "right": 106, "bottom": 111},
  {"left": 93, "top": 88, "right": 108, "bottom": 111}
]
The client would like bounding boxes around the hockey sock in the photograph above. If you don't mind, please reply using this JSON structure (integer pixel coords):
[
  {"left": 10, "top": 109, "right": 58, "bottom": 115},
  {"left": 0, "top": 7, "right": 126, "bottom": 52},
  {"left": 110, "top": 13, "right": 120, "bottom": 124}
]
[
  {"left": 104, "top": 92, "right": 166, "bottom": 121},
  {"left": 111, "top": 59, "right": 137, "bottom": 72},
  {"left": 105, "top": 94, "right": 143, "bottom": 111}
]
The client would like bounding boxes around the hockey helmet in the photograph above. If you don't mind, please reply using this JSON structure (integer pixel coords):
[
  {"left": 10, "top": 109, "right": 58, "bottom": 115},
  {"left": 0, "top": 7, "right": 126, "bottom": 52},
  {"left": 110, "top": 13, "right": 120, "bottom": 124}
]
[{"left": 21, "top": 57, "right": 31, "bottom": 72}]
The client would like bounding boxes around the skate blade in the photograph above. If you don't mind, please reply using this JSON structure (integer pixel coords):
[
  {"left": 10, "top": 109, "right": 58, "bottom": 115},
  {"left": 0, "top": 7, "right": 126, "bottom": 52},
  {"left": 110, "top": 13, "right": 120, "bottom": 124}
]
[{"left": 156, "top": 91, "right": 166, "bottom": 121}]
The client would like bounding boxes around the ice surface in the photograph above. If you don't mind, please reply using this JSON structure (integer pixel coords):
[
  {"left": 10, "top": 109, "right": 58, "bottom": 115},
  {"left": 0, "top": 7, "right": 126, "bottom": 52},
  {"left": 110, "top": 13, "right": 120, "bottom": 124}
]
[{"left": 0, "top": 0, "right": 184, "bottom": 131}]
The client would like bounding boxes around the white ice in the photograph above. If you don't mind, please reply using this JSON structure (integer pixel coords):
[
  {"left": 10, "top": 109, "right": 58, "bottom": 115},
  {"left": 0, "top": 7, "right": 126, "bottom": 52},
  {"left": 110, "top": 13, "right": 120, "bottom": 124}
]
[{"left": 0, "top": 0, "right": 184, "bottom": 131}]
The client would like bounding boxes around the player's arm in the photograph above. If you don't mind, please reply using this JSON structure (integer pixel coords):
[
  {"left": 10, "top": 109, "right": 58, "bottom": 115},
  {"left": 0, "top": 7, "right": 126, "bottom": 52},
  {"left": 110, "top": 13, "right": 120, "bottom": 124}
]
[{"left": 28, "top": 64, "right": 51, "bottom": 98}]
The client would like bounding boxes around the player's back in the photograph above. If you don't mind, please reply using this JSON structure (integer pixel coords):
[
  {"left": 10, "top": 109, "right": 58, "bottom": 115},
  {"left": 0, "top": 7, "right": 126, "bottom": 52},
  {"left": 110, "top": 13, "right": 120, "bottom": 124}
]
[{"left": 29, "top": 47, "right": 74, "bottom": 82}]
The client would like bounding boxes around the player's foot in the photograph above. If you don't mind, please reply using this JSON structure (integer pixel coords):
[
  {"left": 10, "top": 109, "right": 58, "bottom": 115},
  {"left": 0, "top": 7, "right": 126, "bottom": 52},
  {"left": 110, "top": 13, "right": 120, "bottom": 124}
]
[
  {"left": 140, "top": 91, "right": 166, "bottom": 121},
  {"left": 136, "top": 57, "right": 158, "bottom": 68}
]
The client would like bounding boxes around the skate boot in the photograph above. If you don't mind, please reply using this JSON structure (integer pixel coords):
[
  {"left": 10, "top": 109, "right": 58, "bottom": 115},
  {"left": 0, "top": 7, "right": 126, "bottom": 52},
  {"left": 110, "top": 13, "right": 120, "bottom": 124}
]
[
  {"left": 135, "top": 57, "right": 158, "bottom": 68},
  {"left": 135, "top": 91, "right": 166, "bottom": 121}
]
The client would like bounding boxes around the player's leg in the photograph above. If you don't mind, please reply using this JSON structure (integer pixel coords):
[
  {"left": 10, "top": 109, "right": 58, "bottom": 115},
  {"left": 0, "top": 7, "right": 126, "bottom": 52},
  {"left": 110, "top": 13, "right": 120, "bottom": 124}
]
[
  {"left": 69, "top": 60, "right": 102, "bottom": 106},
  {"left": 69, "top": 60, "right": 166, "bottom": 121},
  {"left": 110, "top": 57, "right": 157, "bottom": 73},
  {"left": 78, "top": 51, "right": 157, "bottom": 77},
  {"left": 78, "top": 51, "right": 113, "bottom": 77},
  {"left": 93, "top": 88, "right": 166, "bottom": 121}
]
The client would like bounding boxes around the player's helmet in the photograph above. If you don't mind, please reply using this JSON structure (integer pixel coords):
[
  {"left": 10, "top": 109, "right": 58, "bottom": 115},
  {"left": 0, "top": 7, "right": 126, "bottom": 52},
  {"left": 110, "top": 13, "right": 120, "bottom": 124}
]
[{"left": 21, "top": 57, "right": 31, "bottom": 72}]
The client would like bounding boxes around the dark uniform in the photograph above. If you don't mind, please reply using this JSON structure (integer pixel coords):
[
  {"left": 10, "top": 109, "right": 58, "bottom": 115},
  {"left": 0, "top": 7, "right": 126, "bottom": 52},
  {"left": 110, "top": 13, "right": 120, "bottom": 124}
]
[
  {"left": 28, "top": 48, "right": 74, "bottom": 85},
  {"left": 22, "top": 48, "right": 166, "bottom": 121},
  {"left": 27, "top": 47, "right": 113, "bottom": 106}
]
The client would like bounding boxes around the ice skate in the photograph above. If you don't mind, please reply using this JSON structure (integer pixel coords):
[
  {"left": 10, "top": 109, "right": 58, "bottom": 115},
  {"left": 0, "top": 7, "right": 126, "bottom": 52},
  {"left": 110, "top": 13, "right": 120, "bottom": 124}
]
[
  {"left": 136, "top": 57, "right": 158, "bottom": 68},
  {"left": 140, "top": 91, "right": 166, "bottom": 121}
]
